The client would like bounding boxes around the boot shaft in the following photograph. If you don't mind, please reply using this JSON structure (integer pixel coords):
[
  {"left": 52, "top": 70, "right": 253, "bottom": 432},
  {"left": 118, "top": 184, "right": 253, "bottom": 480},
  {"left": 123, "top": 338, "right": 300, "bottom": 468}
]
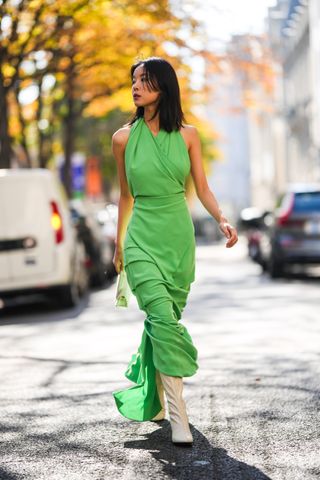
[{"left": 159, "top": 372, "right": 193, "bottom": 444}]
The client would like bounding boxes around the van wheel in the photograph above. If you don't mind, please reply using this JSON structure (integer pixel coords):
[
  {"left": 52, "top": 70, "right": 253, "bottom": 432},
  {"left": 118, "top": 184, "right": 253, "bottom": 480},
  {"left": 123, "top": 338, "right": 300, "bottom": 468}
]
[
  {"left": 78, "top": 261, "right": 89, "bottom": 296},
  {"left": 59, "top": 281, "right": 81, "bottom": 308}
]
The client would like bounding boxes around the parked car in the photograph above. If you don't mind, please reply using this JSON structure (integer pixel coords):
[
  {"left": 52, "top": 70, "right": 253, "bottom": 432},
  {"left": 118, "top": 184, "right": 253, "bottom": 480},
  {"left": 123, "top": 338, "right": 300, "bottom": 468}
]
[
  {"left": 96, "top": 203, "right": 117, "bottom": 279},
  {"left": 239, "top": 207, "right": 271, "bottom": 265},
  {"left": 70, "top": 201, "right": 116, "bottom": 286},
  {"left": 192, "top": 214, "right": 221, "bottom": 242},
  {"left": 242, "top": 185, "right": 320, "bottom": 278},
  {"left": 0, "top": 169, "right": 89, "bottom": 307}
]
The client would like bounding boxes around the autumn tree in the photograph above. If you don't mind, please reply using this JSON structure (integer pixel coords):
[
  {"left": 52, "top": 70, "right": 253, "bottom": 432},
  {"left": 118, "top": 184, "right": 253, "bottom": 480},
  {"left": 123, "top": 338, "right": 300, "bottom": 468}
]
[
  {"left": 0, "top": 0, "right": 91, "bottom": 169},
  {"left": 0, "top": 0, "right": 220, "bottom": 198},
  {"left": 52, "top": 0, "right": 205, "bottom": 196}
]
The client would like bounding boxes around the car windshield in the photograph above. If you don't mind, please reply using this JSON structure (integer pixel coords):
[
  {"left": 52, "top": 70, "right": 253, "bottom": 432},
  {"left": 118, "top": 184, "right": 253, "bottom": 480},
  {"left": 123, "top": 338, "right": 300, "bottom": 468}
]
[{"left": 293, "top": 192, "right": 320, "bottom": 213}]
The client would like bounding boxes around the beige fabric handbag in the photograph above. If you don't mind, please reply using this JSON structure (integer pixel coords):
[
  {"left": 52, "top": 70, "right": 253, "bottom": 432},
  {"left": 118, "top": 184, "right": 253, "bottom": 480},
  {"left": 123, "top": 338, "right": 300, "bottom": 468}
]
[{"left": 115, "top": 269, "right": 131, "bottom": 307}]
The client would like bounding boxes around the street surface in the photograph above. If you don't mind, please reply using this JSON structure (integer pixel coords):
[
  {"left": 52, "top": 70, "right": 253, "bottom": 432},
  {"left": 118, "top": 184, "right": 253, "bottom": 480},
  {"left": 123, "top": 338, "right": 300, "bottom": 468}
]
[{"left": 0, "top": 236, "right": 319, "bottom": 480}]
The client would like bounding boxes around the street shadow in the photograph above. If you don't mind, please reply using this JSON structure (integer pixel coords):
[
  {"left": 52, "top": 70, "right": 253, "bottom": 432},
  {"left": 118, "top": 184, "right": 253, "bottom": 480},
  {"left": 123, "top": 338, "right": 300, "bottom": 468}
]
[
  {"left": 261, "top": 266, "right": 320, "bottom": 282},
  {"left": 0, "top": 293, "right": 90, "bottom": 326},
  {"left": 0, "top": 274, "right": 119, "bottom": 327},
  {"left": 0, "top": 467, "right": 23, "bottom": 480},
  {"left": 124, "top": 421, "right": 271, "bottom": 480}
]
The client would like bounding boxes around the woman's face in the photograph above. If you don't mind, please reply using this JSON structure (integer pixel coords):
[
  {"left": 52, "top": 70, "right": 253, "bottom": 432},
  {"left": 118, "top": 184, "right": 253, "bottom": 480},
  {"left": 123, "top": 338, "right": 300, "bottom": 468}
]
[{"left": 132, "top": 64, "right": 160, "bottom": 108}]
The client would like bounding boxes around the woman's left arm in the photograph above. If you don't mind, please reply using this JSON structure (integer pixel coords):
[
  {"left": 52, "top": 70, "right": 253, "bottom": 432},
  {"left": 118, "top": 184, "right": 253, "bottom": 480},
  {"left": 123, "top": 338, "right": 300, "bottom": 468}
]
[{"left": 186, "top": 126, "right": 238, "bottom": 248}]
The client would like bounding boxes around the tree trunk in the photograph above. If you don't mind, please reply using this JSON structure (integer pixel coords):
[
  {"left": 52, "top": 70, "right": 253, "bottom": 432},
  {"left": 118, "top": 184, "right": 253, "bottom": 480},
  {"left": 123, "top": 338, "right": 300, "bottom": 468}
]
[
  {"left": 14, "top": 86, "right": 32, "bottom": 168},
  {"left": 37, "top": 78, "right": 46, "bottom": 168},
  {"left": 63, "top": 98, "right": 74, "bottom": 198},
  {"left": 0, "top": 74, "right": 12, "bottom": 169},
  {"left": 63, "top": 60, "right": 76, "bottom": 198}
]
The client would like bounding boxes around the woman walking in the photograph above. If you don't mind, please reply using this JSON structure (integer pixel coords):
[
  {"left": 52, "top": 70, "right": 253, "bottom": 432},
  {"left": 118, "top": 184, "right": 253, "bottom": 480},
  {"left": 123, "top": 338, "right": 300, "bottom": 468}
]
[{"left": 112, "top": 57, "right": 238, "bottom": 446}]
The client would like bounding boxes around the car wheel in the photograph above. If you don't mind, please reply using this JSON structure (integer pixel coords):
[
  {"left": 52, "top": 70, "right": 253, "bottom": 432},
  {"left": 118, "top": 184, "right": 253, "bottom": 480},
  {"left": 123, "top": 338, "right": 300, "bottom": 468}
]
[
  {"left": 59, "top": 280, "right": 81, "bottom": 308},
  {"left": 90, "top": 264, "right": 107, "bottom": 287},
  {"left": 268, "top": 256, "right": 283, "bottom": 278},
  {"left": 248, "top": 243, "right": 259, "bottom": 260},
  {"left": 77, "top": 260, "right": 89, "bottom": 297},
  {"left": 106, "top": 262, "right": 117, "bottom": 280}
]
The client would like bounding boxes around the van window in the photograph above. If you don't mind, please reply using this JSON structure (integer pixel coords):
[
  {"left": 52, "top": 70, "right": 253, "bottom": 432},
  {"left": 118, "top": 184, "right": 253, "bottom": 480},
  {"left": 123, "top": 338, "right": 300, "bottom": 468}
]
[{"left": 293, "top": 192, "right": 320, "bottom": 213}]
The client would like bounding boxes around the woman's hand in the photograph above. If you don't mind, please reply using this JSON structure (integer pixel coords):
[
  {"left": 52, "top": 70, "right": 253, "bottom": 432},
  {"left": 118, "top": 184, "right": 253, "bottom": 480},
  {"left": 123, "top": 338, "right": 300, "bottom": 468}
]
[
  {"left": 113, "top": 245, "right": 124, "bottom": 273},
  {"left": 218, "top": 218, "right": 238, "bottom": 248}
]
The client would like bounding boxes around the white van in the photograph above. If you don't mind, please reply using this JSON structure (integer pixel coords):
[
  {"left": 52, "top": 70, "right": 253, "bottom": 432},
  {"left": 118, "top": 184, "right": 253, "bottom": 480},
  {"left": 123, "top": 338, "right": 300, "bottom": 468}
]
[{"left": 0, "top": 169, "right": 88, "bottom": 307}]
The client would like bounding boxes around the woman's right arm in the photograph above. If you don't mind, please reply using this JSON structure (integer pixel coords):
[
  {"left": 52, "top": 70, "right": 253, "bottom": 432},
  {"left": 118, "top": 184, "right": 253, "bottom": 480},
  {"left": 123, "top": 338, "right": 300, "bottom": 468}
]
[{"left": 112, "top": 127, "right": 134, "bottom": 273}]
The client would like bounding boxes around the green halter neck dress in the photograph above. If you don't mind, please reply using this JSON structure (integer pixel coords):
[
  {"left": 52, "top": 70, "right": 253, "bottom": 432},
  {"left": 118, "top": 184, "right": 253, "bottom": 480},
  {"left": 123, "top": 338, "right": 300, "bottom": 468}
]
[{"left": 112, "top": 116, "right": 198, "bottom": 421}]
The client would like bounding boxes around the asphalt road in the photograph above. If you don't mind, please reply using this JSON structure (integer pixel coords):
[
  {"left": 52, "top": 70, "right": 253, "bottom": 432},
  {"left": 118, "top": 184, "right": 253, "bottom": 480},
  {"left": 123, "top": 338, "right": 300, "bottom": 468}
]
[{"left": 0, "top": 236, "right": 319, "bottom": 480}]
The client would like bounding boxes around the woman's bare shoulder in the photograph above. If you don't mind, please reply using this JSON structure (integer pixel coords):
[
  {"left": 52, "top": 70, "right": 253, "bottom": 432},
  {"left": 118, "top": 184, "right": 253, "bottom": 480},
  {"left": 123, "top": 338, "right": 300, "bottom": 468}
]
[
  {"left": 179, "top": 124, "right": 199, "bottom": 149},
  {"left": 181, "top": 124, "right": 199, "bottom": 136},
  {"left": 112, "top": 125, "right": 132, "bottom": 148}
]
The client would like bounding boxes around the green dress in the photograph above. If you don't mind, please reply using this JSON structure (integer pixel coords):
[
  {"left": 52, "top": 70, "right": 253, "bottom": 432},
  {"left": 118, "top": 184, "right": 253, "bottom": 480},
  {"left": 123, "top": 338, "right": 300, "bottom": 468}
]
[{"left": 112, "top": 116, "right": 198, "bottom": 421}]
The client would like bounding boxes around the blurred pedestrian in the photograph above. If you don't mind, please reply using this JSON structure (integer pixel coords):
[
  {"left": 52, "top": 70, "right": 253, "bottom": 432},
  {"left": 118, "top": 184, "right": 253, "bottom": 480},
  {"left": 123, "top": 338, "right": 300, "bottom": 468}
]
[{"left": 112, "top": 57, "right": 238, "bottom": 446}]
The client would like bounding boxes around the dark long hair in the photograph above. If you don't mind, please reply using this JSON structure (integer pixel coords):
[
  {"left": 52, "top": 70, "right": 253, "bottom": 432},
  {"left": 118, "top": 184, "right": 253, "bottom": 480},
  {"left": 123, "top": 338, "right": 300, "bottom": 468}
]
[{"left": 128, "top": 57, "right": 186, "bottom": 132}]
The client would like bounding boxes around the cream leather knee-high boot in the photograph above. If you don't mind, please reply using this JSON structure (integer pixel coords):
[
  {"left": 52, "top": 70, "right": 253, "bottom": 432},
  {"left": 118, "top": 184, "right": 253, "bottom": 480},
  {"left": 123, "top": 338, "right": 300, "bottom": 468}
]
[
  {"left": 159, "top": 372, "right": 193, "bottom": 445},
  {"left": 151, "top": 370, "right": 166, "bottom": 421}
]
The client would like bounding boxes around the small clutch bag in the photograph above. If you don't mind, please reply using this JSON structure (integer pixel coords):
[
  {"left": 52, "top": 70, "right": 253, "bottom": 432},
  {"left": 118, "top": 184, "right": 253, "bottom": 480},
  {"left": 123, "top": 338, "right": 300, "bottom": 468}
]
[{"left": 115, "top": 269, "right": 131, "bottom": 307}]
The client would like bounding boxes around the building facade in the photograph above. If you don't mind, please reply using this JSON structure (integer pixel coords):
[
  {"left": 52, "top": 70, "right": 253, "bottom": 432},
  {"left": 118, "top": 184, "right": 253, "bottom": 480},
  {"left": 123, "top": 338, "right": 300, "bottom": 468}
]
[
  {"left": 203, "top": 34, "right": 281, "bottom": 220},
  {"left": 198, "top": 0, "right": 319, "bottom": 225},
  {"left": 269, "top": 0, "right": 320, "bottom": 183}
]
